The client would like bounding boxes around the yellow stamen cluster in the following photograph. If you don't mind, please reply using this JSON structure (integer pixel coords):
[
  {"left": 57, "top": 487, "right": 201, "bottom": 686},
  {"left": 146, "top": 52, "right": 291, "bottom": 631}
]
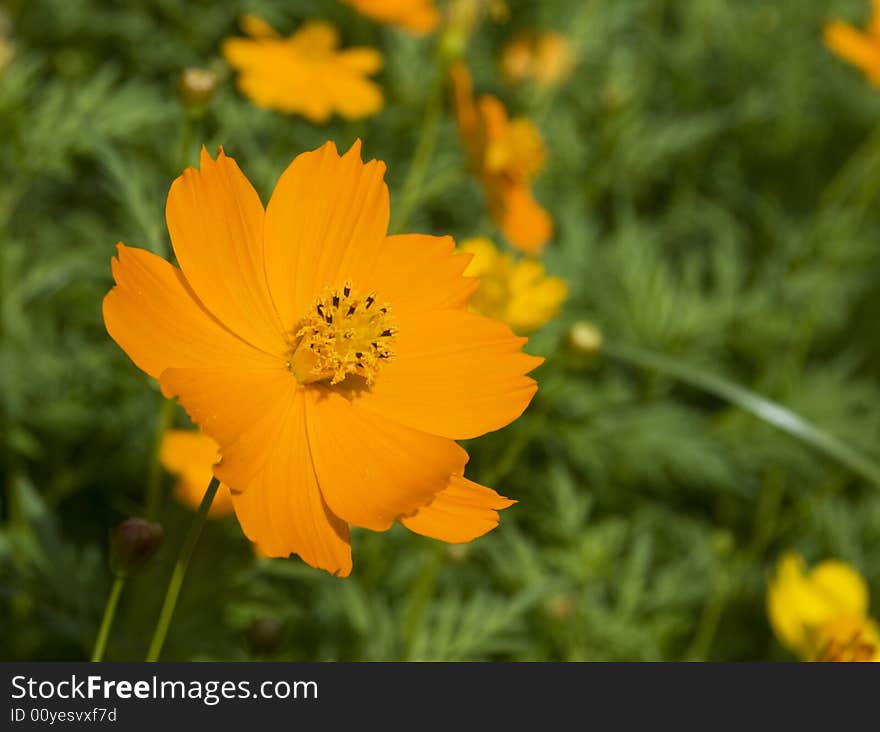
[
  {"left": 815, "top": 615, "right": 879, "bottom": 662},
  {"left": 290, "top": 281, "right": 397, "bottom": 386}
]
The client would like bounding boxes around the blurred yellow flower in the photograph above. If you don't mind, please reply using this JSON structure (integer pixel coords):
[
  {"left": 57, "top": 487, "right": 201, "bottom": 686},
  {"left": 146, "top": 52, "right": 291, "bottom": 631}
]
[
  {"left": 344, "top": 0, "right": 440, "bottom": 35},
  {"left": 450, "top": 62, "right": 553, "bottom": 255},
  {"left": 222, "top": 16, "right": 383, "bottom": 123},
  {"left": 824, "top": 0, "right": 880, "bottom": 85},
  {"left": 460, "top": 237, "right": 566, "bottom": 333},
  {"left": 500, "top": 31, "right": 574, "bottom": 87},
  {"left": 160, "top": 430, "right": 234, "bottom": 518},
  {"left": 767, "top": 553, "right": 879, "bottom": 662}
]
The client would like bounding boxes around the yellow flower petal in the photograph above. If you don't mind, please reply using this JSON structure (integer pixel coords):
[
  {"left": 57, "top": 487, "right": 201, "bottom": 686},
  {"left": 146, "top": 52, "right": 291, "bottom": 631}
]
[
  {"left": 263, "top": 140, "right": 389, "bottom": 333},
  {"left": 824, "top": 20, "right": 880, "bottom": 85},
  {"left": 304, "top": 388, "right": 468, "bottom": 531},
  {"left": 166, "top": 147, "right": 286, "bottom": 357},
  {"left": 357, "top": 309, "right": 541, "bottom": 439},
  {"left": 102, "top": 244, "right": 275, "bottom": 380},
  {"left": 231, "top": 390, "right": 352, "bottom": 575},
  {"left": 160, "top": 430, "right": 235, "bottom": 518},
  {"left": 400, "top": 475, "right": 515, "bottom": 542},
  {"left": 344, "top": 0, "right": 440, "bottom": 35}
]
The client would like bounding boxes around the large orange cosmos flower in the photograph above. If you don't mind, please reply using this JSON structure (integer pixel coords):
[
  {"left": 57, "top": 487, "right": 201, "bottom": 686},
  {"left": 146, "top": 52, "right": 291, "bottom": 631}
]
[
  {"left": 344, "top": 0, "right": 440, "bottom": 35},
  {"left": 103, "top": 141, "right": 540, "bottom": 577},
  {"left": 450, "top": 61, "right": 553, "bottom": 256},
  {"left": 825, "top": 0, "right": 880, "bottom": 85},
  {"left": 222, "top": 16, "right": 383, "bottom": 122}
]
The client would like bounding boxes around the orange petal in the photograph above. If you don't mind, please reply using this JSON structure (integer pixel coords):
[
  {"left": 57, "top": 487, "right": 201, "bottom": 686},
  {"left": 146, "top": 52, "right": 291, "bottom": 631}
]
[
  {"left": 158, "top": 365, "right": 294, "bottom": 492},
  {"left": 400, "top": 475, "right": 514, "bottom": 542},
  {"left": 365, "top": 234, "right": 477, "bottom": 315},
  {"left": 357, "top": 309, "right": 542, "bottom": 439},
  {"left": 241, "top": 14, "right": 279, "bottom": 39},
  {"left": 336, "top": 48, "right": 384, "bottom": 75},
  {"left": 166, "top": 147, "right": 285, "bottom": 356},
  {"left": 324, "top": 71, "right": 384, "bottom": 120},
  {"left": 264, "top": 141, "right": 390, "bottom": 331},
  {"left": 231, "top": 390, "right": 352, "bottom": 575},
  {"left": 304, "top": 388, "right": 467, "bottom": 531},
  {"left": 492, "top": 182, "right": 554, "bottom": 255},
  {"left": 102, "top": 244, "right": 274, "bottom": 380},
  {"left": 160, "top": 430, "right": 235, "bottom": 518},
  {"left": 824, "top": 21, "right": 880, "bottom": 85}
]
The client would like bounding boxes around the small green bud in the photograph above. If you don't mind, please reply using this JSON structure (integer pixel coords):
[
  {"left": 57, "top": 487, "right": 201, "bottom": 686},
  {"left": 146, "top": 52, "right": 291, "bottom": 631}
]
[
  {"left": 179, "top": 67, "right": 216, "bottom": 109},
  {"left": 568, "top": 321, "right": 603, "bottom": 356}
]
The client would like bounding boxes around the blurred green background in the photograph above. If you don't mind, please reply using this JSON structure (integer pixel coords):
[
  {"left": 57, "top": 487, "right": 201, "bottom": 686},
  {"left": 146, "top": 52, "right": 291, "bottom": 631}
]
[{"left": 2, "top": 0, "right": 880, "bottom": 661}]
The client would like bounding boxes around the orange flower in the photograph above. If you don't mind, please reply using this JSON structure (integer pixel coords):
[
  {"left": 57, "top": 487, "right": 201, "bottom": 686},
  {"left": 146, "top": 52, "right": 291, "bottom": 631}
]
[
  {"left": 824, "top": 1, "right": 880, "bottom": 85},
  {"left": 222, "top": 16, "right": 383, "bottom": 122},
  {"left": 500, "top": 31, "right": 574, "bottom": 87},
  {"left": 103, "top": 141, "right": 541, "bottom": 577},
  {"left": 344, "top": 0, "right": 439, "bottom": 35},
  {"left": 160, "top": 430, "right": 234, "bottom": 518},
  {"left": 450, "top": 61, "right": 553, "bottom": 255}
]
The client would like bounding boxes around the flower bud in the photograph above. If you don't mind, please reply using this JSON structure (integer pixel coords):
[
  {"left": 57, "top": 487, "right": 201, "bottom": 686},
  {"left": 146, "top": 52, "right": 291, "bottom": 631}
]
[
  {"left": 110, "top": 518, "right": 163, "bottom": 576},
  {"left": 179, "top": 67, "right": 216, "bottom": 109},
  {"left": 445, "top": 543, "right": 470, "bottom": 562},
  {"left": 568, "top": 321, "right": 603, "bottom": 356},
  {"left": 545, "top": 593, "right": 574, "bottom": 619},
  {"left": 249, "top": 617, "right": 285, "bottom": 654}
]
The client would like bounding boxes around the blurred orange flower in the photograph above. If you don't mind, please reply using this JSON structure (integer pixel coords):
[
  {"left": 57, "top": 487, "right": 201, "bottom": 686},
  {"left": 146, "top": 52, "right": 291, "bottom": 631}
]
[
  {"left": 222, "top": 16, "right": 383, "bottom": 122},
  {"left": 103, "top": 141, "right": 540, "bottom": 576},
  {"left": 160, "top": 430, "right": 234, "bottom": 518},
  {"left": 824, "top": 0, "right": 880, "bottom": 85},
  {"left": 500, "top": 31, "right": 574, "bottom": 87},
  {"left": 450, "top": 62, "right": 553, "bottom": 255},
  {"left": 344, "top": 0, "right": 439, "bottom": 35}
]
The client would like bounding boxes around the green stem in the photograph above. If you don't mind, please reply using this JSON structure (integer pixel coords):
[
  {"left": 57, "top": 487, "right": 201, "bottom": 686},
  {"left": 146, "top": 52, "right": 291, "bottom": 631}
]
[
  {"left": 145, "top": 476, "right": 219, "bottom": 662},
  {"left": 402, "top": 542, "right": 445, "bottom": 660},
  {"left": 144, "top": 397, "right": 176, "bottom": 520},
  {"left": 603, "top": 341, "right": 880, "bottom": 488},
  {"left": 389, "top": 67, "right": 446, "bottom": 234},
  {"left": 91, "top": 576, "right": 126, "bottom": 662}
]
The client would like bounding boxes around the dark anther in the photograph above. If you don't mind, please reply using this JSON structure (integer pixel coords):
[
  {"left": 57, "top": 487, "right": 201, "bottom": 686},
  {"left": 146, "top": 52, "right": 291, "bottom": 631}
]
[
  {"left": 355, "top": 351, "right": 363, "bottom": 359},
  {"left": 332, "top": 295, "right": 340, "bottom": 308},
  {"left": 326, "top": 314, "right": 333, "bottom": 324},
  {"left": 381, "top": 329, "right": 393, "bottom": 337},
  {"left": 343, "top": 284, "right": 351, "bottom": 297},
  {"left": 365, "top": 296, "right": 374, "bottom": 308},
  {"left": 347, "top": 305, "right": 356, "bottom": 315},
  {"left": 316, "top": 304, "right": 324, "bottom": 316},
  {"left": 380, "top": 307, "right": 387, "bottom": 314}
]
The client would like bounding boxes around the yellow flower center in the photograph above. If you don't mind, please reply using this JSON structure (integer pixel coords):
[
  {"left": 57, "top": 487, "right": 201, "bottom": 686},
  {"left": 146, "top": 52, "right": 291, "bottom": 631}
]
[
  {"left": 814, "top": 614, "right": 880, "bottom": 662},
  {"left": 289, "top": 281, "right": 397, "bottom": 386}
]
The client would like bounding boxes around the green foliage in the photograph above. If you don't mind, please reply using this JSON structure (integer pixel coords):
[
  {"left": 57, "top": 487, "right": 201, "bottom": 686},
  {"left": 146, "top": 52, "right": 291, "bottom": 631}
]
[{"left": 1, "top": 0, "right": 879, "bottom": 661}]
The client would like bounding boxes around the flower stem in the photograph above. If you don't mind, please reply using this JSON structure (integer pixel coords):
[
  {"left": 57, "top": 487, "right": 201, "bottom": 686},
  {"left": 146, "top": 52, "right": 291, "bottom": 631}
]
[
  {"left": 389, "top": 67, "right": 446, "bottom": 234},
  {"left": 90, "top": 576, "right": 125, "bottom": 662},
  {"left": 602, "top": 341, "right": 880, "bottom": 489},
  {"left": 145, "top": 476, "right": 219, "bottom": 662}
]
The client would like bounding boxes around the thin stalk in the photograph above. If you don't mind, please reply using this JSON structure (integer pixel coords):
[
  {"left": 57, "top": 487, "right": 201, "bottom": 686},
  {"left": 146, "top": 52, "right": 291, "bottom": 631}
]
[
  {"left": 91, "top": 576, "right": 125, "bottom": 662},
  {"left": 389, "top": 67, "right": 446, "bottom": 234},
  {"left": 603, "top": 341, "right": 880, "bottom": 489},
  {"left": 145, "top": 477, "right": 219, "bottom": 662}
]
